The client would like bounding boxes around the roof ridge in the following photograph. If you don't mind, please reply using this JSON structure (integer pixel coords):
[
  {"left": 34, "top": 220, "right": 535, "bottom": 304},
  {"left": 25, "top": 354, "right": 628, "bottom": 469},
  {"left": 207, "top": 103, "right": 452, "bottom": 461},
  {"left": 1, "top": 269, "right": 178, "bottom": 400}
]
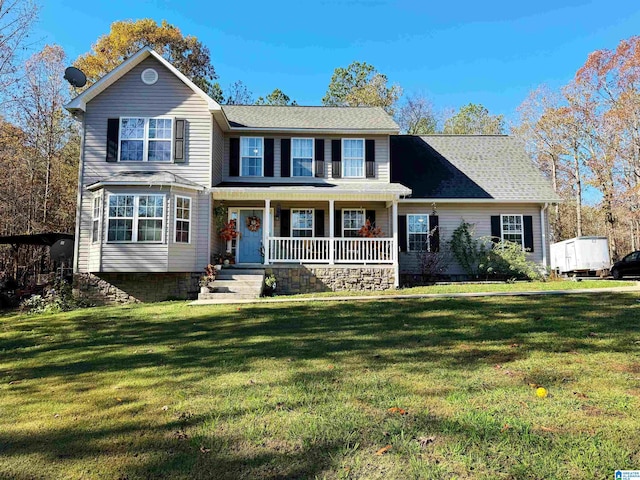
[{"left": 222, "top": 105, "right": 384, "bottom": 109}]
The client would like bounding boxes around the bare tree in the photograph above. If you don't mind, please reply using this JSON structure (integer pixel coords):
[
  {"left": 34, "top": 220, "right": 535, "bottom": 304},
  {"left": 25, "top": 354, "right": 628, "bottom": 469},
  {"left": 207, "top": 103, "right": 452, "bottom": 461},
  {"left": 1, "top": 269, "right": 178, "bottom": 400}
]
[{"left": 396, "top": 94, "right": 438, "bottom": 134}]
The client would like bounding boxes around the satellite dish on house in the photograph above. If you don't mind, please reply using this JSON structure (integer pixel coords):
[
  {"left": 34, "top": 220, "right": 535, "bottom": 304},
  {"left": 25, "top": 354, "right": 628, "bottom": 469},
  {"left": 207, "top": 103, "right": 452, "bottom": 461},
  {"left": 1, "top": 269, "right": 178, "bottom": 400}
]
[
  {"left": 50, "top": 239, "right": 74, "bottom": 263},
  {"left": 64, "top": 67, "right": 87, "bottom": 88}
]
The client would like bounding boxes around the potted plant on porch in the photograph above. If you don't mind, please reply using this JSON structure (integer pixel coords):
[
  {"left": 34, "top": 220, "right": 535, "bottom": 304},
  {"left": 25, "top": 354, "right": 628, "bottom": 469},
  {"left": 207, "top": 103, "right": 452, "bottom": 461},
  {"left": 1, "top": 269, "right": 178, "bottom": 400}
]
[{"left": 199, "top": 264, "right": 217, "bottom": 293}]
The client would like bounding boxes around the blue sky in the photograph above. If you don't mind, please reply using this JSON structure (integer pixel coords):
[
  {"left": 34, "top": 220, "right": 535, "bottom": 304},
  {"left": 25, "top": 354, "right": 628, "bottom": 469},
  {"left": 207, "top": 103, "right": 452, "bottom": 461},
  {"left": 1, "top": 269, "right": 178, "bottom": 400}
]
[{"left": 36, "top": 0, "right": 640, "bottom": 122}]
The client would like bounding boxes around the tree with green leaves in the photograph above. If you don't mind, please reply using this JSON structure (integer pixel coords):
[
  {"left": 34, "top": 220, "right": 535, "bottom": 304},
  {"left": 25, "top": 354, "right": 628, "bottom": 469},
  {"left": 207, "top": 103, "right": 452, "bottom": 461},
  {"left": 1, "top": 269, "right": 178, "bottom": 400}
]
[
  {"left": 322, "top": 61, "right": 402, "bottom": 114},
  {"left": 443, "top": 103, "right": 504, "bottom": 135},
  {"left": 73, "top": 19, "right": 217, "bottom": 95},
  {"left": 255, "top": 88, "right": 296, "bottom": 106}
]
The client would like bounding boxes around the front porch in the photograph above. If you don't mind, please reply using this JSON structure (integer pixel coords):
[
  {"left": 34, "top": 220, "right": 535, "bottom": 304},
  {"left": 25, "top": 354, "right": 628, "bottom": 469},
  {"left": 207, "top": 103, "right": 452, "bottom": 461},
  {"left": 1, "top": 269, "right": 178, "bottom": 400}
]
[{"left": 211, "top": 183, "right": 410, "bottom": 288}]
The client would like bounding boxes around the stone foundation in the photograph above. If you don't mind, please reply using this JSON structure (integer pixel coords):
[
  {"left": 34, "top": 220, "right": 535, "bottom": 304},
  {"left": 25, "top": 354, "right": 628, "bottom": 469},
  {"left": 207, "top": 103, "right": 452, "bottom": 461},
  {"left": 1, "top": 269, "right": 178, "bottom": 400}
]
[
  {"left": 266, "top": 265, "right": 395, "bottom": 294},
  {"left": 74, "top": 272, "right": 200, "bottom": 304}
]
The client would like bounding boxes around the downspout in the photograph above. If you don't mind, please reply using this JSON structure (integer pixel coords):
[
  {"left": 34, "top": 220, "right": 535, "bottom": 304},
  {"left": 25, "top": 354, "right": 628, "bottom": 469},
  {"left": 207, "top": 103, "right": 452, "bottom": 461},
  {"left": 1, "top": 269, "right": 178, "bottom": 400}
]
[{"left": 540, "top": 203, "right": 549, "bottom": 270}]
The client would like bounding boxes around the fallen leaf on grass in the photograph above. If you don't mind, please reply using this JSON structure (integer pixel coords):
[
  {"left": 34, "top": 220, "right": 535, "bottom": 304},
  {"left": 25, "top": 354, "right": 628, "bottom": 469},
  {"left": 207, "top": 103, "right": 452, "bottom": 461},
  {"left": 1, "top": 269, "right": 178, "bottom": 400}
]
[
  {"left": 500, "top": 424, "right": 510, "bottom": 432},
  {"left": 199, "top": 446, "right": 211, "bottom": 453},
  {"left": 173, "top": 431, "right": 188, "bottom": 440},
  {"left": 161, "top": 405, "right": 169, "bottom": 411},
  {"left": 116, "top": 398, "right": 123, "bottom": 403},
  {"left": 588, "top": 332, "right": 598, "bottom": 337},
  {"left": 388, "top": 407, "right": 408, "bottom": 415},
  {"left": 327, "top": 365, "right": 335, "bottom": 370},
  {"left": 573, "top": 392, "right": 588, "bottom": 399},
  {"left": 375, "top": 445, "right": 392, "bottom": 455},
  {"left": 510, "top": 343, "right": 521, "bottom": 348},
  {"left": 538, "top": 426, "right": 558, "bottom": 432},
  {"left": 528, "top": 383, "right": 542, "bottom": 389},
  {"left": 417, "top": 436, "right": 436, "bottom": 448}
]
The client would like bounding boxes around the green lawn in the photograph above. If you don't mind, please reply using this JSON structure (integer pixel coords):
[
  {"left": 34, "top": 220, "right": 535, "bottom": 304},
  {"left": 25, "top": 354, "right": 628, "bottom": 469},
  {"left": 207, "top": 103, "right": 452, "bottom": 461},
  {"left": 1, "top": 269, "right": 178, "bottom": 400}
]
[
  {"left": 1, "top": 294, "right": 640, "bottom": 479},
  {"left": 287, "top": 279, "right": 635, "bottom": 298}
]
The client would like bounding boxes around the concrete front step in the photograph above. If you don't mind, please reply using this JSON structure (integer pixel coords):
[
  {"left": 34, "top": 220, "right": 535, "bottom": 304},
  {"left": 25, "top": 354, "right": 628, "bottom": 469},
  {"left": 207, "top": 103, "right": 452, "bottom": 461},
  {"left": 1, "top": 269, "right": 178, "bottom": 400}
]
[
  {"left": 198, "top": 292, "right": 260, "bottom": 301},
  {"left": 198, "top": 268, "right": 265, "bottom": 301}
]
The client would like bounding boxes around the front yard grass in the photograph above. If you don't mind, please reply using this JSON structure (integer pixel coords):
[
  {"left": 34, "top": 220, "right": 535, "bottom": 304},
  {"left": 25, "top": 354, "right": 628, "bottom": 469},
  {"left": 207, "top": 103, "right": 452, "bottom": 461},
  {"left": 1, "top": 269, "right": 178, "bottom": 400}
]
[
  {"left": 287, "top": 279, "right": 635, "bottom": 298},
  {"left": 1, "top": 294, "right": 640, "bottom": 479}
]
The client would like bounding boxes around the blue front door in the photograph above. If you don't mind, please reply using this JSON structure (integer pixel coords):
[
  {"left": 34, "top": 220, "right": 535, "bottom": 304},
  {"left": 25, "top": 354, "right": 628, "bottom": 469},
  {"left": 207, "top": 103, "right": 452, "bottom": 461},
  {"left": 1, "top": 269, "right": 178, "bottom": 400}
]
[{"left": 238, "top": 210, "right": 263, "bottom": 263}]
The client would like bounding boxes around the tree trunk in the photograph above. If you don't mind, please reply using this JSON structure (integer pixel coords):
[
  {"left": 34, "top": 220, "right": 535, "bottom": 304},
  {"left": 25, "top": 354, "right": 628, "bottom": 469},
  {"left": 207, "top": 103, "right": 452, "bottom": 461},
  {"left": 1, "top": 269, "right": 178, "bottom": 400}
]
[{"left": 573, "top": 147, "right": 582, "bottom": 237}]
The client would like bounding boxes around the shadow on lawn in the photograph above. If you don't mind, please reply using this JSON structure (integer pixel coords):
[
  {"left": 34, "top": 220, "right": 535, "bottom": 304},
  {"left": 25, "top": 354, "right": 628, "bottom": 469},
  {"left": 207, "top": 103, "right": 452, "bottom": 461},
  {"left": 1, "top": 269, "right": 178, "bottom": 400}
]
[{"left": 1, "top": 293, "right": 639, "bottom": 478}]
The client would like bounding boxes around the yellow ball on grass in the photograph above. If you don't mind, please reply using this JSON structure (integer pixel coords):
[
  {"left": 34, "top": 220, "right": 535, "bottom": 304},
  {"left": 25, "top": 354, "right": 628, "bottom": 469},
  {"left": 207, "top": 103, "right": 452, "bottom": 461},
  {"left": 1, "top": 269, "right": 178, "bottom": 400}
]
[{"left": 536, "top": 387, "right": 548, "bottom": 398}]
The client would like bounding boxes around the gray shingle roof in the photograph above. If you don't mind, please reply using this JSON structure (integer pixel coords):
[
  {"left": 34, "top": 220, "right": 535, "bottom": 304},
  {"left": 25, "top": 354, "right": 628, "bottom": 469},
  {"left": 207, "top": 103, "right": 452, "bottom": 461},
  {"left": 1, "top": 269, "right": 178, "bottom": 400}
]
[
  {"left": 221, "top": 105, "right": 399, "bottom": 131},
  {"left": 391, "top": 135, "right": 560, "bottom": 202}
]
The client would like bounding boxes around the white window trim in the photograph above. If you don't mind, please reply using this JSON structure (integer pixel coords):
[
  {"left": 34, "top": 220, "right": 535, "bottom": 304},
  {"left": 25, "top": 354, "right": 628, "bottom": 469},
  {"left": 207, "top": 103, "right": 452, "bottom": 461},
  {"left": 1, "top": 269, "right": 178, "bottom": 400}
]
[
  {"left": 91, "top": 193, "right": 102, "bottom": 244},
  {"left": 239, "top": 136, "right": 264, "bottom": 177},
  {"left": 407, "top": 214, "right": 430, "bottom": 252},
  {"left": 174, "top": 195, "right": 192, "bottom": 244},
  {"left": 341, "top": 208, "right": 365, "bottom": 237},
  {"left": 118, "top": 116, "right": 174, "bottom": 163},
  {"left": 341, "top": 138, "right": 365, "bottom": 179},
  {"left": 291, "top": 138, "right": 315, "bottom": 178},
  {"left": 291, "top": 208, "right": 315, "bottom": 237},
  {"left": 106, "top": 193, "right": 166, "bottom": 244},
  {"left": 500, "top": 214, "right": 525, "bottom": 249}
]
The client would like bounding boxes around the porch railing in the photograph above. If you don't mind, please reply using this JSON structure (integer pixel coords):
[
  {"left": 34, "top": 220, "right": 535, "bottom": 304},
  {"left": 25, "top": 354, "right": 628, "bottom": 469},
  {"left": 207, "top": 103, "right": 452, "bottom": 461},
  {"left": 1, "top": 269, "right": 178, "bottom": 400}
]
[{"left": 267, "top": 237, "right": 395, "bottom": 264}]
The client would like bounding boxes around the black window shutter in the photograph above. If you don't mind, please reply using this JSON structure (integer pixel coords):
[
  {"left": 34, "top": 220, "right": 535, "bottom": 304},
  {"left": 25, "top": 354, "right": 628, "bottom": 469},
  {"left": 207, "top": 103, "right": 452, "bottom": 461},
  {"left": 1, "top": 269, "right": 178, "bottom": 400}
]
[
  {"left": 365, "top": 139, "right": 375, "bottom": 178},
  {"left": 229, "top": 138, "right": 240, "bottom": 176},
  {"left": 314, "top": 210, "right": 325, "bottom": 237},
  {"left": 331, "top": 140, "right": 341, "bottom": 178},
  {"left": 523, "top": 215, "right": 534, "bottom": 252},
  {"left": 366, "top": 209, "right": 376, "bottom": 227},
  {"left": 334, "top": 210, "right": 342, "bottom": 237},
  {"left": 264, "top": 138, "right": 274, "bottom": 177},
  {"left": 173, "top": 119, "right": 186, "bottom": 163},
  {"left": 280, "top": 209, "right": 291, "bottom": 237},
  {"left": 429, "top": 215, "right": 440, "bottom": 252},
  {"left": 398, "top": 215, "right": 407, "bottom": 252},
  {"left": 281, "top": 139, "right": 291, "bottom": 177},
  {"left": 491, "top": 216, "right": 501, "bottom": 244},
  {"left": 315, "top": 139, "right": 325, "bottom": 177},
  {"left": 106, "top": 118, "right": 119, "bottom": 162}
]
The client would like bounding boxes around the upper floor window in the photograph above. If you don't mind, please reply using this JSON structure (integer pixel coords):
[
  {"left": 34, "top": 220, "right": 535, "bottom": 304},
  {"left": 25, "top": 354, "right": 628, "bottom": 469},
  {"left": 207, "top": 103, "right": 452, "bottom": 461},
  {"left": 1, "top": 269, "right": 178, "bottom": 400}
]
[
  {"left": 501, "top": 214, "right": 524, "bottom": 248},
  {"left": 119, "top": 117, "right": 172, "bottom": 162},
  {"left": 342, "top": 139, "right": 365, "bottom": 178},
  {"left": 342, "top": 209, "right": 365, "bottom": 237},
  {"left": 292, "top": 209, "right": 314, "bottom": 237},
  {"left": 174, "top": 196, "right": 191, "bottom": 243},
  {"left": 107, "top": 194, "right": 165, "bottom": 243},
  {"left": 292, "top": 138, "right": 314, "bottom": 177},
  {"left": 407, "top": 214, "right": 430, "bottom": 251},
  {"left": 241, "top": 137, "right": 263, "bottom": 176}
]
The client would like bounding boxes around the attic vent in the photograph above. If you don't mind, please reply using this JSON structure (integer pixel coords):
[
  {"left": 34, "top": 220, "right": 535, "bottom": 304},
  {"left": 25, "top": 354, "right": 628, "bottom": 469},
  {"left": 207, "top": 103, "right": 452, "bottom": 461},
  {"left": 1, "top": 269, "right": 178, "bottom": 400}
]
[{"left": 141, "top": 68, "right": 158, "bottom": 85}]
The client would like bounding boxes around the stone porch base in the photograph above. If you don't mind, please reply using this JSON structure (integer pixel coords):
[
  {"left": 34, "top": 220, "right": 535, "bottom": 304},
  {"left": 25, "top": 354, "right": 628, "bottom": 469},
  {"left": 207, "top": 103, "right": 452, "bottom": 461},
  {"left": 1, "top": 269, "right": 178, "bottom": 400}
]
[{"left": 266, "top": 264, "right": 394, "bottom": 294}]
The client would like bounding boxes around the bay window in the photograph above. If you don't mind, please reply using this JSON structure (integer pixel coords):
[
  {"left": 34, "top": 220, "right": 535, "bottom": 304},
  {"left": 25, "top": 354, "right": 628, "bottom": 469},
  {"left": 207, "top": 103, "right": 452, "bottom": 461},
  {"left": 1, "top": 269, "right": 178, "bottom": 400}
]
[{"left": 107, "top": 194, "right": 165, "bottom": 243}]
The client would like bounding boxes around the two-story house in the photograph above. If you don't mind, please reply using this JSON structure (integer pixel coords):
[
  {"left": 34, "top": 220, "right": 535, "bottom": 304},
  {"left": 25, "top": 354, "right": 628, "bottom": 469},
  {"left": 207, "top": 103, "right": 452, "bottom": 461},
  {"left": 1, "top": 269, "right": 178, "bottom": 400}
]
[{"left": 65, "top": 47, "right": 559, "bottom": 303}]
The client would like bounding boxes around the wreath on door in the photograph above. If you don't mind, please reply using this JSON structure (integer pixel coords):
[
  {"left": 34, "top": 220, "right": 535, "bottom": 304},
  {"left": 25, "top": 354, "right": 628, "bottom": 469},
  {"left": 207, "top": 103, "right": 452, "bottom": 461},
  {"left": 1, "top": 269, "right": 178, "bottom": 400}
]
[{"left": 246, "top": 215, "right": 261, "bottom": 232}]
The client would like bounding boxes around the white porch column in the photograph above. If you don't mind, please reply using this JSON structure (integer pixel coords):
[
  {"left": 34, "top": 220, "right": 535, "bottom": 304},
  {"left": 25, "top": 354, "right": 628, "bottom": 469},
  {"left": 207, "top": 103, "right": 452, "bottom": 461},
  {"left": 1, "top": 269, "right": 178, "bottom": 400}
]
[
  {"left": 263, "top": 199, "right": 271, "bottom": 265},
  {"left": 392, "top": 199, "right": 399, "bottom": 288},
  {"left": 329, "top": 199, "right": 335, "bottom": 265}
]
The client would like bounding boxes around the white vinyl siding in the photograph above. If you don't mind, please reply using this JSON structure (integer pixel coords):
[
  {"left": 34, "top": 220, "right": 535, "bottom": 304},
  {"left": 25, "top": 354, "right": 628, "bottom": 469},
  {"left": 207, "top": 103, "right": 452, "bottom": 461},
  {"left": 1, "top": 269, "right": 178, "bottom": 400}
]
[
  {"left": 240, "top": 137, "right": 263, "bottom": 176},
  {"left": 291, "top": 138, "right": 313, "bottom": 177},
  {"left": 342, "top": 209, "right": 365, "bottom": 237},
  {"left": 407, "top": 214, "right": 429, "bottom": 252},
  {"left": 398, "top": 203, "right": 545, "bottom": 275},
  {"left": 501, "top": 214, "right": 524, "bottom": 248},
  {"left": 119, "top": 117, "right": 173, "bottom": 162},
  {"left": 342, "top": 139, "right": 365, "bottom": 178},
  {"left": 107, "top": 194, "right": 165, "bottom": 243},
  {"left": 77, "top": 56, "right": 212, "bottom": 273},
  {"left": 292, "top": 209, "right": 314, "bottom": 237},
  {"left": 174, "top": 195, "right": 191, "bottom": 243}
]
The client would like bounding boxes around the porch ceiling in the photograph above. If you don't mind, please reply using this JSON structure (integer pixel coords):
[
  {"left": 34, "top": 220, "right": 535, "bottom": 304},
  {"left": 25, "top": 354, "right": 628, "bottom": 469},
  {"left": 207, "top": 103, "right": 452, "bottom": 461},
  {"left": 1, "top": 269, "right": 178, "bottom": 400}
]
[{"left": 210, "top": 182, "right": 411, "bottom": 201}]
